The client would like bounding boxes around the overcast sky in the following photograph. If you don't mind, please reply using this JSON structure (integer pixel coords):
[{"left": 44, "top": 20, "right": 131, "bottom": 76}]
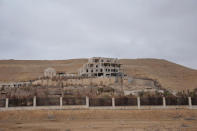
[{"left": 0, "top": 0, "right": 197, "bottom": 69}]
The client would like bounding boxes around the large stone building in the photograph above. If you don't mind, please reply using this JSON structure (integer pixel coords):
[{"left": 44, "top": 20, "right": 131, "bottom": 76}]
[{"left": 79, "top": 57, "right": 122, "bottom": 77}]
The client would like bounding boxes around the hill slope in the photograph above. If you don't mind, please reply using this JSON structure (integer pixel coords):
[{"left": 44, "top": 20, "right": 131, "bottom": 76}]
[
  {"left": 0, "top": 58, "right": 197, "bottom": 91},
  {"left": 120, "top": 59, "right": 197, "bottom": 91}
]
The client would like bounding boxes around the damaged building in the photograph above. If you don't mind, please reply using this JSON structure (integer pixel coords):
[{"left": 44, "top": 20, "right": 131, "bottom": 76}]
[{"left": 79, "top": 57, "right": 123, "bottom": 77}]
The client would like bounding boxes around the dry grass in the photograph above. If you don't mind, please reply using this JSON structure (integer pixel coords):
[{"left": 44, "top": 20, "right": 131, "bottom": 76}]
[
  {"left": 120, "top": 59, "right": 197, "bottom": 91},
  {"left": 0, "top": 58, "right": 197, "bottom": 91}
]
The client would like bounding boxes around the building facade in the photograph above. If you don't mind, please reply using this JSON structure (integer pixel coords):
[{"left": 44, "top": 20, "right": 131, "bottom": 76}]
[
  {"left": 44, "top": 67, "right": 56, "bottom": 78},
  {"left": 79, "top": 57, "right": 122, "bottom": 77}
]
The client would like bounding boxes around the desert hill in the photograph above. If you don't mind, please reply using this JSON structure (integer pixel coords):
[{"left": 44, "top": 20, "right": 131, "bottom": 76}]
[
  {"left": 0, "top": 58, "right": 197, "bottom": 91},
  {"left": 120, "top": 59, "right": 197, "bottom": 91}
]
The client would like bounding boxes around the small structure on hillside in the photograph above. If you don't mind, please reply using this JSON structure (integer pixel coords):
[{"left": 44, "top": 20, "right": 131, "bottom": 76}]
[
  {"left": 0, "top": 82, "right": 31, "bottom": 88},
  {"left": 44, "top": 68, "right": 56, "bottom": 78},
  {"left": 56, "top": 72, "right": 77, "bottom": 77},
  {"left": 79, "top": 57, "right": 123, "bottom": 77},
  {"left": 56, "top": 72, "right": 66, "bottom": 77}
]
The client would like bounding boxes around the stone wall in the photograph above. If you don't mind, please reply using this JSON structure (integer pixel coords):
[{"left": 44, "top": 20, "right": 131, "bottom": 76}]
[{"left": 32, "top": 77, "right": 116, "bottom": 87}]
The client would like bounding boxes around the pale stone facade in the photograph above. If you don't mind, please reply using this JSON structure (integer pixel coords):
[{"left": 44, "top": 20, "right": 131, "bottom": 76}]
[
  {"left": 79, "top": 57, "right": 122, "bottom": 77},
  {"left": 44, "top": 68, "right": 56, "bottom": 78}
]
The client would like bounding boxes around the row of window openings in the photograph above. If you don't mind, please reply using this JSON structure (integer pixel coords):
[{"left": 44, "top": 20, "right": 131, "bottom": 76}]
[
  {"left": 87, "top": 64, "right": 120, "bottom": 68},
  {"left": 86, "top": 69, "right": 118, "bottom": 73},
  {"left": 93, "top": 59, "right": 112, "bottom": 63}
]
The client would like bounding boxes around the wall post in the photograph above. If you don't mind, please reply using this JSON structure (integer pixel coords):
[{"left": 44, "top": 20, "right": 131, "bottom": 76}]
[
  {"left": 5, "top": 98, "right": 8, "bottom": 108},
  {"left": 86, "top": 96, "right": 89, "bottom": 108},
  {"left": 33, "top": 96, "right": 36, "bottom": 107},
  {"left": 137, "top": 97, "right": 140, "bottom": 109},
  {"left": 163, "top": 97, "right": 166, "bottom": 108},
  {"left": 188, "top": 97, "right": 192, "bottom": 108},
  {"left": 112, "top": 97, "right": 115, "bottom": 108},
  {"left": 60, "top": 97, "right": 63, "bottom": 107}
]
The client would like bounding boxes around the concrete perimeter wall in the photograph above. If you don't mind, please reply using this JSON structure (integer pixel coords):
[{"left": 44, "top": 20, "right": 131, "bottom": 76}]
[{"left": 0, "top": 97, "right": 197, "bottom": 111}]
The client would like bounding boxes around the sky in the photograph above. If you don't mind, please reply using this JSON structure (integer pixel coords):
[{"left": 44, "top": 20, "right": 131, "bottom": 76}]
[{"left": 0, "top": 0, "right": 197, "bottom": 69}]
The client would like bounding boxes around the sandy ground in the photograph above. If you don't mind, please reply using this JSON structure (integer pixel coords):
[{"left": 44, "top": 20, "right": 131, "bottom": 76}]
[{"left": 0, "top": 109, "right": 197, "bottom": 131}]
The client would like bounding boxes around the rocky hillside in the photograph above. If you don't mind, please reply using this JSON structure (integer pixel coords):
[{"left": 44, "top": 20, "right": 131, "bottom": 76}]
[
  {"left": 121, "top": 59, "right": 197, "bottom": 91},
  {"left": 0, "top": 58, "right": 197, "bottom": 91}
]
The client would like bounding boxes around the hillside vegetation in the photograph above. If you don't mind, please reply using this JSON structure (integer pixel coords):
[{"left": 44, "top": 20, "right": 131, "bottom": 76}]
[{"left": 0, "top": 58, "right": 197, "bottom": 91}]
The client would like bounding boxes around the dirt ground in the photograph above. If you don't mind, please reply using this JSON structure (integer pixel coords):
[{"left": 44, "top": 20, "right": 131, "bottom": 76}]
[{"left": 0, "top": 109, "right": 197, "bottom": 131}]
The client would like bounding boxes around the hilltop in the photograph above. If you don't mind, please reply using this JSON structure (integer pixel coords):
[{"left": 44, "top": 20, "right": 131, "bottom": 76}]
[{"left": 0, "top": 58, "right": 197, "bottom": 91}]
